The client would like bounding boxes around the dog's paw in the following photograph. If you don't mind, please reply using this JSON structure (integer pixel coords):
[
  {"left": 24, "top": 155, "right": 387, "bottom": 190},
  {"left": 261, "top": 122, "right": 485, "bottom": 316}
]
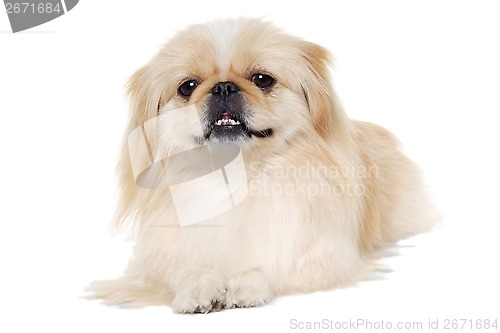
[
  {"left": 172, "top": 272, "right": 227, "bottom": 314},
  {"left": 225, "top": 270, "right": 272, "bottom": 309}
]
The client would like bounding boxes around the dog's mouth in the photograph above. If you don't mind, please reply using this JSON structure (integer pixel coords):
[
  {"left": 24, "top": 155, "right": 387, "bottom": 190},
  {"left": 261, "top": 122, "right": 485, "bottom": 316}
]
[
  {"left": 204, "top": 112, "right": 273, "bottom": 142},
  {"left": 215, "top": 112, "right": 242, "bottom": 127}
]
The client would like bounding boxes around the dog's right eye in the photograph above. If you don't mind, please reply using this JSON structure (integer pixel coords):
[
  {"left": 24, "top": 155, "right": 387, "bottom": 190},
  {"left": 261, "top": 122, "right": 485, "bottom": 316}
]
[
  {"left": 178, "top": 80, "right": 199, "bottom": 97},
  {"left": 251, "top": 73, "right": 275, "bottom": 90}
]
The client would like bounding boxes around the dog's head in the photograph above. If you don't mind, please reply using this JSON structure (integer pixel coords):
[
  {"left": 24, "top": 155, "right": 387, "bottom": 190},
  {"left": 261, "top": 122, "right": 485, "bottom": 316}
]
[{"left": 126, "top": 18, "right": 347, "bottom": 149}]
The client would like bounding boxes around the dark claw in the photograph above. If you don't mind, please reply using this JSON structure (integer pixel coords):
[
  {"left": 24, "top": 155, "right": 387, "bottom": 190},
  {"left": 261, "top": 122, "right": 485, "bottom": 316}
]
[{"left": 211, "top": 299, "right": 225, "bottom": 311}]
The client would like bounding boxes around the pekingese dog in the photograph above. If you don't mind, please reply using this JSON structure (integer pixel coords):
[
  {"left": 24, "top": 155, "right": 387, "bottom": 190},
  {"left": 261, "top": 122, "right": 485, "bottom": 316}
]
[{"left": 87, "top": 18, "right": 436, "bottom": 313}]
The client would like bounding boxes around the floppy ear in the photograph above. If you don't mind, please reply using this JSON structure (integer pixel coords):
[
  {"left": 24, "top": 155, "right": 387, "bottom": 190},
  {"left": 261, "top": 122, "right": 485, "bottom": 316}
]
[
  {"left": 112, "top": 65, "right": 165, "bottom": 230},
  {"left": 300, "top": 42, "right": 349, "bottom": 141},
  {"left": 126, "top": 64, "right": 165, "bottom": 128}
]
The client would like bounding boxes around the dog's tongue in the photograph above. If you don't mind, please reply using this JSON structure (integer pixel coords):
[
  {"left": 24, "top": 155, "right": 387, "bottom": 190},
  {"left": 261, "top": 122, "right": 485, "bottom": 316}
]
[{"left": 222, "top": 112, "right": 231, "bottom": 120}]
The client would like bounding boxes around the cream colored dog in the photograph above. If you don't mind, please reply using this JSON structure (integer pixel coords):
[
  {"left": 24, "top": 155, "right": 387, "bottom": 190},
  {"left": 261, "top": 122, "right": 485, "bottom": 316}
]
[{"left": 88, "top": 18, "right": 436, "bottom": 313}]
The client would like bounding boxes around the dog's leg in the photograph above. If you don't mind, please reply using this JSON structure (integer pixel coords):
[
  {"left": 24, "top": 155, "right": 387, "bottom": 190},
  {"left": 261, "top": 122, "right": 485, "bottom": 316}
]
[
  {"left": 171, "top": 269, "right": 227, "bottom": 314},
  {"left": 225, "top": 268, "right": 272, "bottom": 309}
]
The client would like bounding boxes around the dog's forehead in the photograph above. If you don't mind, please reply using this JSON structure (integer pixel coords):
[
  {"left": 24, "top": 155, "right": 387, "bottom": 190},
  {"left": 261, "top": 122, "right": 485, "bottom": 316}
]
[
  {"left": 204, "top": 20, "right": 241, "bottom": 72},
  {"left": 172, "top": 19, "right": 296, "bottom": 80}
]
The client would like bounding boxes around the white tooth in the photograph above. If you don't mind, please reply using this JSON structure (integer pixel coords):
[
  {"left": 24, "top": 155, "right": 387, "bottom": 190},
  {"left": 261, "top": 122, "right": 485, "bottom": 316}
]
[
  {"left": 235, "top": 121, "right": 240, "bottom": 125},
  {"left": 216, "top": 120, "right": 221, "bottom": 125}
]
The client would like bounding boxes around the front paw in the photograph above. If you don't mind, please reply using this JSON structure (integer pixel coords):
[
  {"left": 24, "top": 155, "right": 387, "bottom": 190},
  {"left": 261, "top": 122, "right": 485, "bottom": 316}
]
[
  {"left": 225, "top": 270, "right": 272, "bottom": 309},
  {"left": 172, "top": 272, "right": 227, "bottom": 314}
]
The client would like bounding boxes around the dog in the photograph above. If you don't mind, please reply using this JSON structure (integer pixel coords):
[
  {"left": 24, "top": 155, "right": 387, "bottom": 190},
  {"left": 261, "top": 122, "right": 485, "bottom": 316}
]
[{"left": 87, "top": 18, "right": 436, "bottom": 313}]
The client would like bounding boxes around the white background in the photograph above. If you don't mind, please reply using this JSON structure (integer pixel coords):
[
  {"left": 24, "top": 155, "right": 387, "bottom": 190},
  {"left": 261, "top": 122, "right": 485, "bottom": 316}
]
[{"left": 1, "top": 1, "right": 499, "bottom": 332}]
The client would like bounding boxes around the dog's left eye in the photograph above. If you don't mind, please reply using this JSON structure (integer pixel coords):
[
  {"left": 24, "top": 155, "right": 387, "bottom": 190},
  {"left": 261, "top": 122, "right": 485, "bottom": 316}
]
[
  {"left": 251, "top": 74, "right": 275, "bottom": 90},
  {"left": 178, "top": 80, "right": 199, "bottom": 97}
]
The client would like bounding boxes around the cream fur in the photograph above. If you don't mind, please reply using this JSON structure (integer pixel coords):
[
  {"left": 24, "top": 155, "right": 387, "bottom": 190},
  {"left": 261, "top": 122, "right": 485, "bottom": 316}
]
[{"left": 86, "top": 18, "right": 437, "bottom": 313}]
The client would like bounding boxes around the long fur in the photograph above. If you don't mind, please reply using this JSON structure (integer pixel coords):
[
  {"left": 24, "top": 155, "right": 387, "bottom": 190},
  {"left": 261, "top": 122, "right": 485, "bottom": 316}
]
[{"left": 87, "top": 18, "right": 436, "bottom": 313}]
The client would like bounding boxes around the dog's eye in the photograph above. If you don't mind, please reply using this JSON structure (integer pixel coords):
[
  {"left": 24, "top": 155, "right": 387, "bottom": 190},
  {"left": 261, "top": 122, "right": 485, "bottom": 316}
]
[
  {"left": 251, "top": 74, "right": 275, "bottom": 90},
  {"left": 178, "top": 80, "right": 199, "bottom": 97}
]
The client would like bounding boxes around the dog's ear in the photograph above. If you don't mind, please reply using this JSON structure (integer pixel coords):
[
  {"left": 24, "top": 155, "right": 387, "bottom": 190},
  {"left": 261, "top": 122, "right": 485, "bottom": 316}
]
[
  {"left": 126, "top": 64, "right": 164, "bottom": 128},
  {"left": 112, "top": 65, "right": 165, "bottom": 230},
  {"left": 300, "top": 42, "right": 348, "bottom": 141}
]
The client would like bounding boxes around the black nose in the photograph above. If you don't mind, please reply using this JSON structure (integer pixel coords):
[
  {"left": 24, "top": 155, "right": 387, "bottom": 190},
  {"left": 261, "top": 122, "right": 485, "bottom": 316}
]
[{"left": 211, "top": 81, "right": 239, "bottom": 97}]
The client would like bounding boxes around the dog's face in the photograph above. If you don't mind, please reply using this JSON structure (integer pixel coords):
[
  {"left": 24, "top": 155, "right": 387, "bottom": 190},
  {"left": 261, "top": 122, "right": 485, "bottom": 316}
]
[{"left": 126, "top": 19, "right": 342, "bottom": 152}]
